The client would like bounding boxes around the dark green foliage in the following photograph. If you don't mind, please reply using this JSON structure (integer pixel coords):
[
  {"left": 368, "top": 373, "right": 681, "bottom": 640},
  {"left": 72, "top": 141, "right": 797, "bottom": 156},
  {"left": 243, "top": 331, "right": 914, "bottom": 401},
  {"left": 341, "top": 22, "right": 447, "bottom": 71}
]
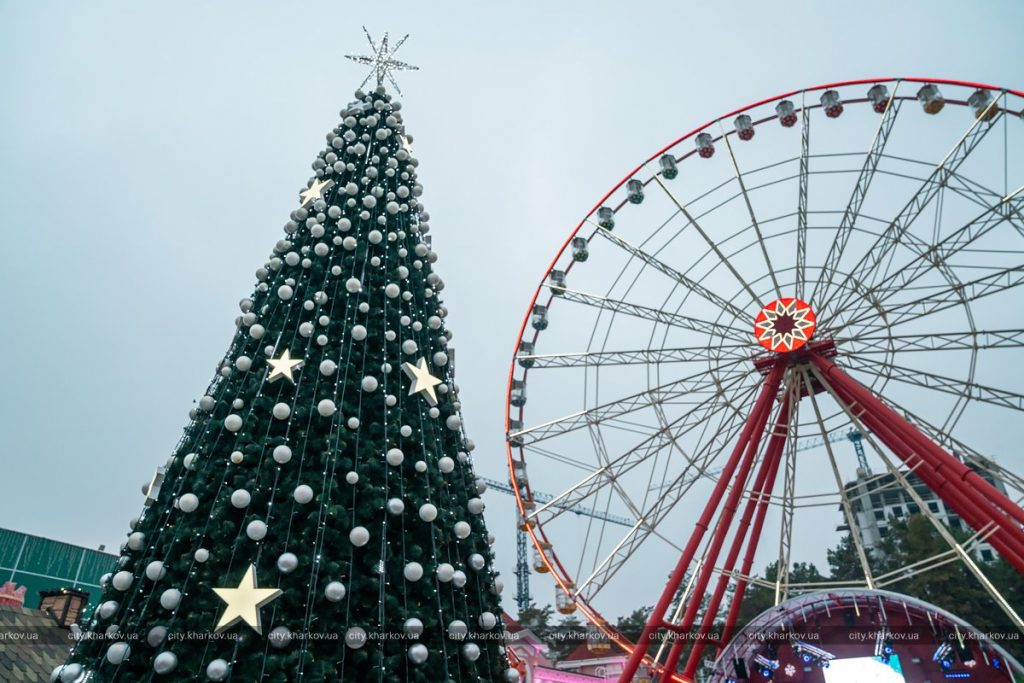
[{"left": 61, "top": 87, "right": 509, "bottom": 682}]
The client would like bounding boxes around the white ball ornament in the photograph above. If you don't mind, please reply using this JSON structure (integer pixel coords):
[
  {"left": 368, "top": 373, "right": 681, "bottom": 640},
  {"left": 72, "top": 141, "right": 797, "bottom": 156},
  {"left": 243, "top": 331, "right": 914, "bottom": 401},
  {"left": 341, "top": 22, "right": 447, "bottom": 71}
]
[
  {"left": 199, "top": 395, "right": 215, "bottom": 412},
  {"left": 504, "top": 668, "right": 522, "bottom": 683},
  {"left": 491, "top": 578, "right": 505, "bottom": 595},
  {"left": 183, "top": 453, "right": 199, "bottom": 470},
  {"left": 447, "top": 619, "right": 468, "bottom": 640},
  {"left": 294, "top": 485, "right": 314, "bottom": 504},
  {"left": 415, "top": 460, "right": 427, "bottom": 473},
  {"left": 468, "top": 498, "right": 485, "bottom": 515},
  {"left": 351, "top": 325, "right": 367, "bottom": 341},
  {"left": 408, "top": 643, "right": 429, "bottom": 664},
  {"left": 278, "top": 285, "right": 294, "bottom": 300},
  {"left": 153, "top": 652, "right": 178, "bottom": 674},
  {"left": 361, "top": 376, "right": 378, "bottom": 392},
  {"left": 400, "top": 425, "right": 412, "bottom": 437},
  {"left": 385, "top": 283, "right": 400, "bottom": 298},
  {"left": 368, "top": 229, "right": 383, "bottom": 243},
  {"left": 433, "top": 351, "right": 449, "bottom": 367},
  {"left": 345, "top": 277, "right": 362, "bottom": 293},
  {"left": 384, "top": 393, "right": 397, "bottom": 406},
  {"left": 194, "top": 548, "right": 210, "bottom": 563},
  {"left": 319, "top": 360, "right": 337, "bottom": 376},
  {"left": 272, "top": 403, "right": 291, "bottom": 420},
  {"left": 401, "top": 339, "right": 417, "bottom": 354},
  {"left": 428, "top": 407, "right": 440, "bottom": 419},
  {"left": 454, "top": 521, "right": 472, "bottom": 539},
  {"left": 418, "top": 504, "right": 437, "bottom": 522},
  {"left": 438, "top": 456, "right": 455, "bottom": 474},
  {"left": 224, "top": 415, "right": 243, "bottom": 432},
  {"left": 347, "top": 417, "right": 360, "bottom": 430},
  {"left": 403, "top": 562, "right": 423, "bottom": 582},
  {"left": 112, "top": 571, "right": 133, "bottom": 591},
  {"left": 55, "top": 664, "right": 84, "bottom": 683},
  {"left": 98, "top": 600, "right": 120, "bottom": 619},
  {"left": 277, "top": 553, "right": 298, "bottom": 573},
  {"left": 314, "top": 242, "right": 329, "bottom": 257},
  {"left": 387, "top": 497, "right": 405, "bottom": 515},
  {"left": 269, "top": 626, "right": 292, "bottom": 648},
  {"left": 404, "top": 617, "right": 424, "bottom": 637},
  {"left": 343, "top": 236, "right": 357, "bottom": 250},
  {"left": 324, "top": 581, "right": 346, "bottom": 602},
  {"left": 446, "top": 415, "right": 462, "bottom": 431},
  {"left": 147, "top": 625, "right": 168, "bottom": 647},
  {"left": 232, "top": 398, "right": 244, "bottom": 410},
  {"left": 345, "top": 471, "right": 359, "bottom": 484},
  {"left": 249, "top": 324, "right": 265, "bottom": 339},
  {"left": 145, "top": 561, "right": 166, "bottom": 581},
  {"left": 350, "top": 526, "right": 370, "bottom": 547},
  {"left": 428, "top": 315, "right": 442, "bottom": 329},
  {"left": 386, "top": 448, "right": 404, "bottom": 466},
  {"left": 453, "top": 570, "right": 467, "bottom": 588},
  {"left": 299, "top": 322, "right": 314, "bottom": 337},
  {"left": 273, "top": 445, "right": 292, "bottom": 464},
  {"left": 105, "top": 641, "right": 131, "bottom": 664},
  {"left": 479, "top": 611, "right": 497, "bottom": 629},
  {"left": 463, "top": 643, "right": 481, "bottom": 662},
  {"left": 246, "top": 520, "right": 268, "bottom": 541},
  {"left": 358, "top": 302, "right": 369, "bottom": 313},
  {"left": 317, "top": 399, "right": 337, "bottom": 417},
  {"left": 128, "top": 531, "right": 145, "bottom": 551},
  {"left": 437, "top": 563, "right": 455, "bottom": 583},
  {"left": 230, "top": 489, "right": 251, "bottom": 508},
  {"left": 159, "top": 589, "right": 181, "bottom": 610},
  {"left": 178, "top": 494, "right": 199, "bottom": 513},
  {"left": 206, "top": 659, "right": 229, "bottom": 681},
  {"left": 345, "top": 627, "right": 367, "bottom": 649}
]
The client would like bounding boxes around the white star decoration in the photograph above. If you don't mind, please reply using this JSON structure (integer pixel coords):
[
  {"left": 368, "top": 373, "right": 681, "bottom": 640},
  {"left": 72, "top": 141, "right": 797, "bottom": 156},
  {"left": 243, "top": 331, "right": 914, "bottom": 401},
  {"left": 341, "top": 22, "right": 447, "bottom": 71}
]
[
  {"left": 213, "top": 564, "right": 283, "bottom": 634},
  {"left": 267, "top": 349, "right": 304, "bottom": 384},
  {"left": 299, "top": 178, "right": 334, "bottom": 207},
  {"left": 754, "top": 299, "right": 815, "bottom": 352},
  {"left": 345, "top": 27, "right": 419, "bottom": 94},
  {"left": 402, "top": 357, "right": 442, "bottom": 406}
]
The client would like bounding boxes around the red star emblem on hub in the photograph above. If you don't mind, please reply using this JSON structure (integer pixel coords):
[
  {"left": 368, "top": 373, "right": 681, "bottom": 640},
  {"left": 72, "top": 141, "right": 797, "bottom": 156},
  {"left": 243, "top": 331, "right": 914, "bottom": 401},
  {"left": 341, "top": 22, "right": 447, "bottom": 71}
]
[{"left": 753, "top": 298, "right": 817, "bottom": 353}]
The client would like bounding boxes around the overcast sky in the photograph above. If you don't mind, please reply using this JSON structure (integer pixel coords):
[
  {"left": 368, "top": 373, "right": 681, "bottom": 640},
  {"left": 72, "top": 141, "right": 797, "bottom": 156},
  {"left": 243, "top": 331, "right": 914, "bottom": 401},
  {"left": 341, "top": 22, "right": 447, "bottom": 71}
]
[{"left": 2, "top": 0, "right": 1023, "bottom": 623}]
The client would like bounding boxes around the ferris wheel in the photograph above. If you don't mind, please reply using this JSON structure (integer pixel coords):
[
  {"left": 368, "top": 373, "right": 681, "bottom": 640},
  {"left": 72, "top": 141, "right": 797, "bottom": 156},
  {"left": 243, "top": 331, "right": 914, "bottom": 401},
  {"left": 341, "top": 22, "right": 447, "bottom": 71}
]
[{"left": 503, "top": 78, "right": 1024, "bottom": 681}]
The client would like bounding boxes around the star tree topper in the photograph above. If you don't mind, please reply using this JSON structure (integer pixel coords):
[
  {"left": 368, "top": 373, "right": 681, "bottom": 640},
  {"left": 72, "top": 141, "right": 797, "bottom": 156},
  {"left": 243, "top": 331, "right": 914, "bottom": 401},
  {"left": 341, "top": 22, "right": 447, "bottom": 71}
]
[
  {"left": 402, "top": 357, "right": 442, "bottom": 406},
  {"left": 213, "top": 564, "right": 283, "bottom": 634},
  {"left": 345, "top": 26, "right": 419, "bottom": 94},
  {"left": 267, "top": 349, "right": 304, "bottom": 384}
]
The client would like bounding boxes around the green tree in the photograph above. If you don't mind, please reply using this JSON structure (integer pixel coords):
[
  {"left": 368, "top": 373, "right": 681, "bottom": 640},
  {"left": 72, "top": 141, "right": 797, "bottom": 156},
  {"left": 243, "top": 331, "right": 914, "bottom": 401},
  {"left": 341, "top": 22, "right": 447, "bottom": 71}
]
[{"left": 56, "top": 85, "right": 511, "bottom": 682}]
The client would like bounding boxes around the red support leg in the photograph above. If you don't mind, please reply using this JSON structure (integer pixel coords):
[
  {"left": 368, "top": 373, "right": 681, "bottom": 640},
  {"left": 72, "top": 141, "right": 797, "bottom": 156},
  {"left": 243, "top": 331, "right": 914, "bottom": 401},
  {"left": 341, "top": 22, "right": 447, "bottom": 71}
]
[
  {"left": 810, "top": 355, "right": 1024, "bottom": 572},
  {"left": 681, "top": 392, "right": 792, "bottom": 680},
  {"left": 659, "top": 378, "right": 788, "bottom": 677},
  {"left": 617, "top": 362, "right": 786, "bottom": 683}
]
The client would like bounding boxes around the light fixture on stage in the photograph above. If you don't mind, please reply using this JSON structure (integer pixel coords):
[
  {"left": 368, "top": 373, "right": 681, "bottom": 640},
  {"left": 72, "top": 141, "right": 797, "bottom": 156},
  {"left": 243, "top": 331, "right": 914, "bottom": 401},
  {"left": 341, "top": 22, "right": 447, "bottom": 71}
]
[
  {"left": 791, "top": 639, "right": 836, "bottom": 669},
  {"left": 753, "top": 654, "right": 779, "bottom": 679}
]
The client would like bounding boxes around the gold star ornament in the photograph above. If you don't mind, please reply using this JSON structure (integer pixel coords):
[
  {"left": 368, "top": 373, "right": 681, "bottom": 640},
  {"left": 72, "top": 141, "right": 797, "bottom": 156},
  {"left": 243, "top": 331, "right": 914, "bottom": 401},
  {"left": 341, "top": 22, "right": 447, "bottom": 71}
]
[
  {"left": 299, "top": 178, "right": 334, "bottom": 208},
  {"left": 402, "top": 357, "right": 442, "bottom": 406},
  {"left": 267, "top": 350, "right": 304, "bottom": 384},
  {"left": 213, "top": 564, "right": 283, "bottom": 634}
]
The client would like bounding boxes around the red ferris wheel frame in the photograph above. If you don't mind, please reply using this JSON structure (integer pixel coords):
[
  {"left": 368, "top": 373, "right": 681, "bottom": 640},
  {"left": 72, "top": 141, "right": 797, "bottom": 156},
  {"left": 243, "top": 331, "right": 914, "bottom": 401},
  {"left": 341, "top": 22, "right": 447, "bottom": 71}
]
[{"left": 503, "top": 78, "right": 1024, "bottom": 683}]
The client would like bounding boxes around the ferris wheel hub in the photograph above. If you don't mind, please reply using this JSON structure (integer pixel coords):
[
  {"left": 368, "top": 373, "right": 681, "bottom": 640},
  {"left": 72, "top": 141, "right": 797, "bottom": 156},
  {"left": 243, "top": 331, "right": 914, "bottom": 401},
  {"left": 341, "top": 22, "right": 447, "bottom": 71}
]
[{"left": 753, "top": 298, "right": 817, "bottom": 353}]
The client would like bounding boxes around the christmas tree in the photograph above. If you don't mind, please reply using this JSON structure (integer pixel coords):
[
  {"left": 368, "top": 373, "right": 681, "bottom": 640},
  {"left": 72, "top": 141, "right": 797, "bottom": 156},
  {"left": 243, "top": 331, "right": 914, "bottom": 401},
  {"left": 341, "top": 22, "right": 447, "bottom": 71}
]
[{"left": 56, "top": 33, "right": 514, "bottom": 683}]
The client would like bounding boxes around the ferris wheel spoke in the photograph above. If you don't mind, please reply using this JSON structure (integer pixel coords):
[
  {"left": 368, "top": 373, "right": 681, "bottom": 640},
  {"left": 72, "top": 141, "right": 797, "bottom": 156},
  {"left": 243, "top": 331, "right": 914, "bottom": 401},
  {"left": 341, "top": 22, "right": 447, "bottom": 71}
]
[
  {"left": 843, "top": 187, "right": 1024, "bottom": 321},
  {"left": 517, "top": 343, "right": 747, "bottom": 369},
  {"left": 720, "top": 122, "right": 782, "bottom": 299},
  {"left": 575, "top": 400, "right": 755, "bottom": 600},
  {"left": 652, "top": 175, "right": 766, "bottom": 309},
  {"left": 845, "top": 357, "right": 1024, "bottom": 413},
  {"left": 813, "top": 96, "right": 903, "bottom": 307},
  {"left": 841, "top": 263, "right": 1024, "bottom": 334},
  {"left": 594, "top": 227, "right": 750, "bottom": 321},
  {"left": 512, "top": 359, "right": 752, "bottom": 445},
  {"left": 531, "top": 379, "right": 755, "bottom": 531},
  {"left": 794, "top": 104, "right": 812, "bottom": 300},
  {"left": 822, "top": 102, "right": 1003, "bottom": 321},
  {"left": 838, "top": 328, "right": 1024, "bottom": 355},
  {"left": 555, "top": 287, "right": 751, "bottom": 343}
]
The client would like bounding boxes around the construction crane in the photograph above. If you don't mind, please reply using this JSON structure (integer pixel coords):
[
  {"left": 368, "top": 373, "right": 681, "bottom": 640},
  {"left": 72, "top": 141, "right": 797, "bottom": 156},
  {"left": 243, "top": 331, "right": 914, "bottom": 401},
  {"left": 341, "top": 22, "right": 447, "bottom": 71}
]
[{"left": 480, "top": 476, "right": 633, "bottom": 612}]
